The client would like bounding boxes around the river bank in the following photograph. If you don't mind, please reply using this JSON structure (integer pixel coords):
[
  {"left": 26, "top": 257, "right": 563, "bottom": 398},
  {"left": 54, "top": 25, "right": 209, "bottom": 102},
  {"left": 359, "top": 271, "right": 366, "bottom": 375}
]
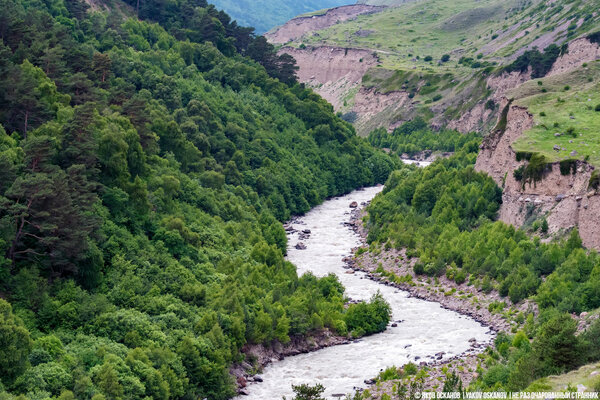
[
  {"left": 344, "top": 207, "right": 537, "bottom": 395},
  {"left": 233, "top": 187, "right": 493, "bottom": 399},
  {"left": 231, "top": 329, "right": 352, "bottom": 395}
]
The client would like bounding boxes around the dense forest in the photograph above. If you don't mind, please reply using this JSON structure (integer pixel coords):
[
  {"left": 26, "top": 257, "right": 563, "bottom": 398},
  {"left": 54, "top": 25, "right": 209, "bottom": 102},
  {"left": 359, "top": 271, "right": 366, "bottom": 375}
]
[
  {"left": 0, "top": 0, "right": 397, "bottom": 398},
  {"left": 364, "top": 130, "right": 600, "bottom": 394},
  {"left": 368, "top": 118, "right": 481, "bottom": 157}
]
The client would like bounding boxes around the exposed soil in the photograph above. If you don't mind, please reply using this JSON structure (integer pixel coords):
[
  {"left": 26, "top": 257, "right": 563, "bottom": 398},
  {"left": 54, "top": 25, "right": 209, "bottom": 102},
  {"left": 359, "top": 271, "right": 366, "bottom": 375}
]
[
  {"left": 280, "top": 45, "right": 378, "bottom": 85},
  {"left": 475, "top": 98, "right": 600, "bottom": 250},
  {"left": 353, "top": 87, "right": 411, "bottom": 134},
  {"left": 548, "top": 37, "right": 600, "bottom": 77},
  {"left": 266, "top": 4, "right": 386, "bottom": 44}
]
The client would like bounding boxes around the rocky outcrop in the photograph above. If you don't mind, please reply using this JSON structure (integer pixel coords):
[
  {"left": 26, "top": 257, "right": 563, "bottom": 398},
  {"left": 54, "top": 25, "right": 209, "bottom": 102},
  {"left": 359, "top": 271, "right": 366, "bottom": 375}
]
[
  {"left": 547, "top": 37, "right": 600, "bottom": 77},
  {"left": 475, "top": 101, "right": 600, "bottom": 250},
  {"left": 447, "top": 70, "right": 531, "bottom": 133},
  {"left": 266, "top": 5, "right": 385, "bottom": 44}
]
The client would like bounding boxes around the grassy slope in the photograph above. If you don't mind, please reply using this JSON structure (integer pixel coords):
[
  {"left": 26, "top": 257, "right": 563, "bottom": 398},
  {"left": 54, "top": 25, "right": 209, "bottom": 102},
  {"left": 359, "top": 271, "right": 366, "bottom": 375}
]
[
  {"left": 297, "top": 0, "right": 600, "bottom": 74},
  {"left": 527, "top": 362, "right": 600, "bottom": 392},
  {"left": 511, "top": 61, "right": 600, "bottom": 167},
  {"left": 294, "top": 0, "right": 514, "bottom": 71},
  {"left": 285, "top": 0, "right": 600, "bottom": 138}
]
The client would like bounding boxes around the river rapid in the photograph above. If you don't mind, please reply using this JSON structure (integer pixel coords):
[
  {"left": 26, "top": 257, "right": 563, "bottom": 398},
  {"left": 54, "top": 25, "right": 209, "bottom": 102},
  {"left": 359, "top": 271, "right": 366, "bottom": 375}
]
[{"left": 238, "top": 186, "right": 493, "bottom": 399}]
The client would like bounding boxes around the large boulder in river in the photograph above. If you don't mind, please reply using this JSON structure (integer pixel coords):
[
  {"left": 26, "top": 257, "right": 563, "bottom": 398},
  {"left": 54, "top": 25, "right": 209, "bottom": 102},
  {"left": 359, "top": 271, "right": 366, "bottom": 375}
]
[
  {"left": 295, "top": 242, "right": 307, "bottom": 250},
  {"left": 349, "top": 201, "right": 358, "bottom": 208}
]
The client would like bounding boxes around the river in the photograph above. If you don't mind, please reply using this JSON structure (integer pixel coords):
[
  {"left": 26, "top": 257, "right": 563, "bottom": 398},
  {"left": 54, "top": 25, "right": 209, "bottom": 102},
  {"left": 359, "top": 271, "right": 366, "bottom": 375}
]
[{"left": 238, "top": 186, "right": 493, "bottom": 399}]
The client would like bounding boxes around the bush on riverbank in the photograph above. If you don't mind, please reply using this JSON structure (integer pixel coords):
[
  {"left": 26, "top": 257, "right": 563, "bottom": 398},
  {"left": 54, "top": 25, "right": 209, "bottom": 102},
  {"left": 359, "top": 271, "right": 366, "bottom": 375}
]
[
  {"left": 344, "top": 293, "right": 392, "bottom": 338},
  {"left": 364, "top": 138, "right": 600, "bottom": 392}
]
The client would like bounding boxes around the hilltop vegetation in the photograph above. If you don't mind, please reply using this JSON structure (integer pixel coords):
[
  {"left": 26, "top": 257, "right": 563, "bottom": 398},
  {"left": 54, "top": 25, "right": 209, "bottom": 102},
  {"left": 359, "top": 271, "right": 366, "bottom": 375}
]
[
  {"left": 0, "top": 0, "right": 397, "bottom": 398},
  {"left": 511, "top": 59, "right": 600, "bottom": 167}
]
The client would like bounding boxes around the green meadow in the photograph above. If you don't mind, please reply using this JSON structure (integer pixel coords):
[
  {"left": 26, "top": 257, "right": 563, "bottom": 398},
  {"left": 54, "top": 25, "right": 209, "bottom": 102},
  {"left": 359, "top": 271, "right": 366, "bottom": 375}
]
[{"left": 512, "top": 61, "right": 600, "bottom": 167}]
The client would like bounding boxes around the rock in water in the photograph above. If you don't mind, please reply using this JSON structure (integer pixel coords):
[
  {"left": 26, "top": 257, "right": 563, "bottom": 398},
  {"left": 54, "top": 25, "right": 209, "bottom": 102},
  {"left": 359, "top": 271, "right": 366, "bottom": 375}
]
[
  {"left": 295, "top": 242, "right": 307, "bottom": 250},
  {"left": 349, "top": 201, "right": 358, "bottom": 208}
]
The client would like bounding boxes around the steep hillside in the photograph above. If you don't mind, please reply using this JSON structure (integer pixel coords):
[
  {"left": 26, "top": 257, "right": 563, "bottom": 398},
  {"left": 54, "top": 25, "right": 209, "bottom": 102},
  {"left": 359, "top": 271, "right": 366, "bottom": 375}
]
[
  {"left": 0, "top": 0, "right": 397, "bottom": 398},
  {"left": 208, "top": 0, "right": 353, "bottom": 33},
  {"left": 272, "top": 0, "right": 600, "bottom": 135},
  {"left": 270, "top": 0, "right": 600, "bottom": 249},
  {"left": 475, "top": 38, "right": 600, "bottom": 249},
  {"left": 265, "top": 4, "right": 386, "bottom": 45}
]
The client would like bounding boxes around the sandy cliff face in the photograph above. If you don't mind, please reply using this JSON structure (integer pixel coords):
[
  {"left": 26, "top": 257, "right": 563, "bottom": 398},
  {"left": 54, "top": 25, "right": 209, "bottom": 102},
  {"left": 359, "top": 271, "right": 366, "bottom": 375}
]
[
  {"left": 266, "top": 5, "right": 385, "bottom": 44},
  {"left": 475, "top": 101, "right": 600, "bottom": 249},
  {"left": 280, "top": 46, "right": 377, "bottom": 85},
  {"left": 279, "top": 46, "right": 410, "bottom": 134},
  {"left": 547, "top": 38, "right": 600, "bottom": 77}
]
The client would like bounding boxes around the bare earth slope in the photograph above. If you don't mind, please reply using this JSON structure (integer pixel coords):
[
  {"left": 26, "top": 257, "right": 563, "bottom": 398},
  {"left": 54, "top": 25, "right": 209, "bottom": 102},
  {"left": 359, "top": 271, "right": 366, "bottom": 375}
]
[{"left": 265, "top": 4, "right": 385, "bottom": 44}]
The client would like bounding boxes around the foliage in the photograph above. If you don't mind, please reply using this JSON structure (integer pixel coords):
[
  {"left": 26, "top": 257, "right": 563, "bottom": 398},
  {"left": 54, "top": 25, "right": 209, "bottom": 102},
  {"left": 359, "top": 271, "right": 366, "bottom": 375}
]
[
  {"left": 0, "top": 0, "right": 398, "bottom": 398},
  {"left": 505, "top": 44, "right": 562, "bottom": 79},
  {"left": 367, "top": 141, "right": 600, "bottom": 308},
  {"left": 368, "top": 118, "right": 481, "bottom": 156},
  {"left": 0, "top": 299, "right": 32, "bottom": 386},
  {"left": 344, "top": 293, "right": 391, "bottom": 337},
  {"left": 367, "top": 123, "right": 600, "bottom": 396},
  {"left": 290, "top": 383, "right": 326, "bottom": 400},
  {"left": 475, "top": 313, "right": 587, "bottom": 391}
]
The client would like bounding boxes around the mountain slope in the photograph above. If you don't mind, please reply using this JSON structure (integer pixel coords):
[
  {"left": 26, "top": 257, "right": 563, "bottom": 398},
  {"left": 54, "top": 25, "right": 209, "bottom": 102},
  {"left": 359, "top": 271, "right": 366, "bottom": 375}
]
[
  {"left": 269, "top": 0, "right": 600, "bottom": 249},
  {"left": 208, "top": 0, "right": 354, "bottom": 33},
  {"left": 273, "top": 0, "right": 600, "bottom": 135},
  {"left": 0, "top": 0, "right": 397, "bottom": 398}
]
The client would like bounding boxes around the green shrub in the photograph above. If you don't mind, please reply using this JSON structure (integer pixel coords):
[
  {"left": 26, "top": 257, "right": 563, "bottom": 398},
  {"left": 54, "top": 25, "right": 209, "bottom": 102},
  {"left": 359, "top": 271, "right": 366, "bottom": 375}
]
[
  {"left": 513, "top": 165, "right": 525, "bottom": 181},
  {"left": 559, "top": 159, "right": 577, "bottom": 175},
  {"left": 404, "top": 362, "right": 418, "bottom": 375},
  {"left": 595, "top": 104, "right": 600, "bottom": 112},
  {"left": 413, "top": 262, "right": 425, "bottom": 275},
  {"left": 455, "top": 269, "right": 467, "bottom": 285},
  {"left": 344, "top": 293, "right": 391, "bottom": 337},
  {"left": 541, "top": 218, "right": 548, "bottom": 234},
  {"left": 506, "top": 44, "right": 561, "bottom": 78},
  {"left": 516, "top": 152, "right": 533, "bottom": 161},
  {"left": 378, "top": 366, "right": 401, "bottom": 381},
  {"left": 589, "top": 170, "right": 600, "bottom": 190},
  {"left": 523, "top": 153, "right": 550, "bottom": 184}
]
